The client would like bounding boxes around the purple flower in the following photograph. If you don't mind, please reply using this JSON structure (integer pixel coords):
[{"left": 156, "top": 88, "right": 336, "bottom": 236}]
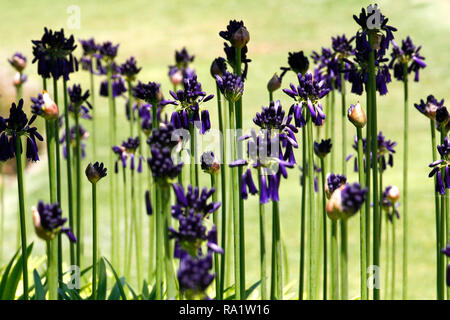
[
  {"left": 79, "top": 38, "right": 98, "bottom": 72},
  {"left": 99, "top": 76, "right": 127, "bottom": 98},
  {"left": 340, "top": 183, "right": 368, "bottom": 217},
  {"left": 314, "top": 139, "right": 332, "bottom": 158},
  {"left": 282, "top": 51, "right": 309, "bottom": 75},
  {"left": 112, "top": 137, "right": 142, "bottom": 172},
  {"left": 0, "top": 99, "right": 43, "bottom": 162},
  {"left": 171, "top": 183, "right": 221, "bottom": 219},
  {"left": 85, "top": 161, "right": 107, "bottom": 184},
  {"left": 223, "top": 43, "right": 251, "bottom": 79},
  {"left": 174, "top": 47, "right": 195, "bottom": 69},
  {"left": 8, "top": 52, "right": 27, "bottom": 72},
  {"left": 177, "top": 252, "right": 215, "bottom": 299},
  {"left": 97, "top": 41, "right": 119, "bottom": 61},
  {"left": 210, "top": 57, "right": 227, "bottom": 78},
  {"left": 68, "top": 83, "right": 91, "bottom": 108},
  {"left": 33, "top": 201, "right": 76, "bottom": 243},
  {"left": 326, "top": 173, "right": 347, "bottom": 198},
  {"left": 215, "top": 71, "right": 243, "bottom": 103},
  {"left": 201, "top": 151, "right": 220, "bottom": 175},
  {"left": 414, "top": 95, "right": 445, "bottom": 120},
  {"left": 429, "top": 137, "right": 450, "bottom": 195},
  {"left": 219, "top": 20, "right": 249, "bottom": 49},
  {"left": 353, "top": 5, "right": 397, "bottom": 42},
  {"left": 31, "top": 28, "right": 78, "bottom": 80},
  {"left": 389, "top": 37, "right": 426, "bottom": 82},
  {"left": 120, "top": 56, "right": 141, "bottom": 82}
]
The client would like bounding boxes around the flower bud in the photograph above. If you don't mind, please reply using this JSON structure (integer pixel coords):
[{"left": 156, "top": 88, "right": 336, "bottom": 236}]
[
  {"left": 170, "top": 69, "right": 183, "bottom": 86},
  {"left": 13, "top": 72, "right": 24, "bottom": 87},
  {"left": 201, "top": 151, "right": 220, "bottom": 175},
  {"left": 10, "top": 55, "right": 27, "bottom": 72},
  {"left": 85, "top": 162, "right": 107, "bottom": 184},
  {"left": 231, "top": 26, "right": 250, "bottom": 49},
  {"left": 387, "top": 185, "right": 400, "bottom": 203},
  {"left": 42, "top": 90, "right": 59, "bottom": 120},
  {"left": 326, "top": 187, "right": 344, "bottom": 220},
  {"left": 210, "top": 57, "right": 227, "bottom": 78},
  {"left": 32, "top": 207, "right": 53, "bottom": 241},
  {"left": 347, "top": 103, "right": 367, "bottom": 128},
  {"left": 267, "top": 73, "right": 282, "bottom": 93}
]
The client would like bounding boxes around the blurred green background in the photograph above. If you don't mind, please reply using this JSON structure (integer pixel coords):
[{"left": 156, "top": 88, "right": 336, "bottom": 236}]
[{"left": 0, "top": 0, "right": 449, "bottom": 299}]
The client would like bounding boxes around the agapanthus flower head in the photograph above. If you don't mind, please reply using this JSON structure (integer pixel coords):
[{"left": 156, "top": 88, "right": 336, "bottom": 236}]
[
  {"left": 31, "top": 91, "right": 59, "bottom": 120},
  {"left": 201, "top": 151, "right": 220, "bottom": 175},
  {"left": 175, "top": 47, "right": 195, "bottom": 69},
  {"left": 171, "top": 183, "right": 221, "bottom": 220},
  {"left": 97, "top": 41, "right": 119, "bottom": 62},
  {"left": 147, "top": 122, "right": 183, "bottom": 185},
  {"left": 31, "top": 28, "right": 78, "bottom": 80},
  {"left": 429, "top": 137, "right": 450, "bottom": 195},
  {"left": 170, "top": 73, "right": 213, "bottom": 107},
  {"left": 353, "top": 5, "right": 397, "bottom": 42},
  {"left": 389, "top": 37, "right": 426, "bottom": 82},
  {"left": 138, "top": 104, "right": 153, "bottom": 136},
  {"left": 68, "top": 83, "right": 91, "bottom": 107},
  {"left": 435, "top": 106, "right": 450, "bottom": 133},
  {"left": 347, "top": 103, "right": 367, "bottom": 128},
  {"left": 120, "top": 56, "right": 141, "bottom": 82},
  {"left": 132, "top": 81, "right": 162, "bottom": 103},
  {"left": 32, "top": 201, "right": 76, "bottom": 242},
  {"left": 267, "top": 73, "right": 282, "bottom": 93},
  {"left": 112, "top": 137, "right": 143, "bottom": 173},
  {"left": 100, "top": 76, "right": 127, "bottom": 98},
  {"left": 223, "top": 42, "right": 251, "bottom": 80},
  {"left": 79, "top": 38, "right": 98, "bottom": 72},
  {"left": 85, "top": 162, "right": 107, "bottom": 184},
  {"left": 325, "top": 173, "right": 347, "bottom": 199},
  {"left": 326, "top": 182, "right": 367, "bottom": 220},
  {"left": 215, "top": 71, "right": 244, "bottom": 103},
  {"left": 177, "top": 252, "right": 215, "bottom": 299},
  {"left": 381, "top": 186, "right": 401, "bottom": 221},
  {"left": 8, "top": 52, "right": 27, "bottom": 72},
  {"left": 283, "top": 51, "right": 309, "bottom": 75},
  {"left": 314, "top": 139, "right": 332, "bottom": 158},
  {"left": 332, "top": 34, "right": 355, "bottom": 59},
  {"left": 0, "top": 99, "right": 43, "bottom": 162},
  {"left": 210, "top": 57, "right": 227, "bottom": 78},
  {"left": 220, "top": 20, "right": 249, "bottom": 49},
  {"left": 60, "top": 124, "right": 89, "bottom": 159},
  {"left": 414, "top": 95, "right": 445, "bottom": 120}
]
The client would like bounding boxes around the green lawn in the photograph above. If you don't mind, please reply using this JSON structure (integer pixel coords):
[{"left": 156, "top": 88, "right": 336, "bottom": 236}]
[{"left": 0, "top": 0, "right": 449, "bottom": 299}]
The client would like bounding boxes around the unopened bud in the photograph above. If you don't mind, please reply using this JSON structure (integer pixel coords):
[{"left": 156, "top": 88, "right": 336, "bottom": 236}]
[
  {"left": 267, "top": 73, "right": 282, "bottom": 93},
  {"left": 42, "top": 90, "right": 59, "bottom": 120},
  {"left": 348, "top": 103, "right": 367, "bottom": 128},
  {"left": 32, "top": 207, "right": 53, "bottom": 241},
  {"left": 326, "top": 187, "right": 344, "bottom": 220},
  {"left": 170, "top": 69, "right": 183, "bottom": 86},
  {"left": 231, "top": 26, "right": 250, "bottom": 49},
  {"left": 387, "top": 185, "right": 400, "bottom": 203}
]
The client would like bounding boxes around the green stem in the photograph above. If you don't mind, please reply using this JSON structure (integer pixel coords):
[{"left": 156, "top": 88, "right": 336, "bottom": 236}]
[
  {"left": 0, "top": 164, "right": 4, "bottom": 263},
  {"left": 307, "top": 114, "right": 316, "bottom": 299},
  {"left": 340, "top": 61, "right": 347, "bottom": 176},
  {"left": 127, "top": 80, "right": 134, "bottom": 137},
  {"left": 330, "top": 82, "right": 336, "bottom": 173},
  {"left": 155, "top": 186, "right": 163, "bottom": 300},
  {"left": 401, "top": 63, "right": 409, "bottom": 299},
  {"left": 92, "top": 183, "right": 98, "bottom": 298},
  {"left": 365, "top": 87, "right": 372, "bottom": 285},
  {"left": 63, "top": 80, "right": 75, "bottom": 268},
  {"left": 74, "top": 107, "right": 82, "bottom": 270},
  {"left": 368, "top": 31, "right": 380, "bottom": 300},
  {"left": 273, "top": 201, "right": 283, "bottom": 299},
  {"left": 131, "top": 168, "right": 143, "bottom": 287},
  {"left": 320, "top": 157, "right": 327, "bottom": 300},
  {"left": 217, "top": 85, "right": 226, "bottom": 300},
  {"left": 340, "top": 219, "right": 348, "bottom": 300},
  {"left": 439, "top": 132, "right": 446, "bottom": 300},
  {"left": 15, "top": 138, "right": 28, "bottom": 300},
  {"left": 162, "top": 186, "right": 176, "bottom": 299},
  {"left": 356, "top": 127, "right": 367, "bottom": 300},
  {"left": 391, "top": 210, "right": 396, "bottom": 300},
  {"left": 258, "top": 170, "right": 267, "bottom": 300},
  {"left": 47, "top": 238, "right": 58, "bottom": 300},
  {"left": 122, "top": 169, "right": 130, "bottom": 278},
  {"left": 211, "top": 174, "right": 220, "bottom": 299},
  {"left": 331, "top": 220, "right": 339, "bottom": 299},
  {"left": 384, "top": 214, "right": 390, "bottom": 299},
  {"left": 189, "top": 125, "right": 195, "bottom": 186},
  {"left": 90, "top": 72, "right": 97, "bottom": 160},
  {"left": 229, "top": 99, "right": 241, "bottom": 299},
  {"left": 299, "top": 126, "right": 307, "bottom": 300}
]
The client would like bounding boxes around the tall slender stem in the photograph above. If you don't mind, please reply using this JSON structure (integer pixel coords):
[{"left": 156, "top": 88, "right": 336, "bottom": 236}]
[
  {"left": 92, "top": 183, "right": 98, "bottom": 298},
  {"left": 307, "top": 115, "right": 316, "bottom": 299},
  {"left": 340, "top": 61, "right": 347, "bottom": 176},
  {"left": 47, "top": 238, "right": 58, "bottom": 300},
  {"left": 74, "top": 107, "right": 82, "bottom": 269},
  {"left": 368, "top": 31, "right": 380, "bottom": 300},
  {"left": 356, "top": 127, "right": 367, "bottom": 299},
  {"left": 401, "top": 63, "right": 409, "bottom": 299},
  {"left": 391, "top": 210, "right": 396, "bottom": 300},
  {"left": 155, "top": 186, "right": 163, "bottom": 300},
  {"left": 210, "top": 174, "right": 220, "bottom": 299},
  {"left": 122, "top": 169, "right": 129, "bottom": 278},
  {"left": 340, "top": 219, "right": 348, "bottom": 300},
  {"left": 90, "top": 72, "right": 97, "bottom": 160},
  {"left": 384, "top": 214, "right": 390, "bottom": 299},
  {"left": 127, "top": 80, "right": 134, "bottom": 137},
  {"left": 257, "top": 171, "right": 267, "bottom": 300},
  {"left": 272, "top": 201, "right": 282, "bottom": 299},
  {"left": 365, "top": 87, "right": 372, "bottom": 286},
  {"left": 0, "top": 164, "right": 4, "bottom": 264},
  {"left": 131, "top": 168, "right": 143, "bottom": 287},
  {"left": 15, "top": 139, "right": 28, "bottom": 300},
  {"left": 228, "top": 99, "right": 241, "bottom": 299},
  {"left": 330, "top": 83, "right": 336, "bottom": 173},
  {"left": 439, "top": 132, "right": 446, "bottom": 300},
  {"left": 320, "top": 157, "right": 327, "bottom": 300},
  {"left": 162, "top": 187, "right": 176, "bottom": 299},
  {"left": 216, "top": 85, "right": 226, "bottom": 300},
  {"left": 331, "top": 220, "right": 339, "bottom": 299},
  {"left": 299, "top": 126, "right": 307, "bottom": 300}
]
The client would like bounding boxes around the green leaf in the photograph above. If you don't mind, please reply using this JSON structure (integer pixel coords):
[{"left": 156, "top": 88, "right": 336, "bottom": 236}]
[
  {"left": 142, "top": 280, "right": 149, "bottom": 300},
  {"left": 108, "top": 277, "right": 126, "bottom": 300},
  {"left": 33, "top": 269, "right": 46, "bottom": 300},
  {"left": 0, "top": 249, "right": 20, "bottom": 299},
  {"left": 224, "top": 281, "right": 261, "bottom": 300},
  {"left": 1, "top": 243, "right": 33, "bottom": 300},
  {"left": 126, "top": 283, "right": 138, "bottom": 300},
  {"left": 96, "top": 258, "right": 107, "bottom": 300},
  {"left": 104, "top": 258, "right": 127, "bottom": 300}
]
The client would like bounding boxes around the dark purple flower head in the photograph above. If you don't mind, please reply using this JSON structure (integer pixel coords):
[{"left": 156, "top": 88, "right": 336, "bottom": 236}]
[
  {"left": 79, "top": 38, "right": 98, "bottom": 72},
  {"left": 175, "top": 47, "right": 195, "bottom": 69},
  {"left": 326, "top": 173, "right": 347, "bottom": 199},
  {"left": 31, "top": 28, "right": 78, "bottom": 80},
  {"left": 332, "top": 34, "right": 355, "bottom": 59},
  {"left": 112, "top": 136, "right": 142, "bottom": 172},
  {"left": 171, "top": 183, "right": 221, "bottom": 219},
  {"left": 381, "top": 186, "right": 401, "bottom": 221},
  {"left": 223, "top": 43, "right": 251, "bottom": 79},
  {"left": 170, "top": 73, "right": 212, "bottom": 107},
  {"left": 138, "top": 104, "right": 153, "bottom": 136},
  {"left": 120, "top": 56, "right": 141, "bottom": 82},
  {"left": 215, "top": 71, "right": 244, "bottom": 103},
  {"left": 351, "top": 131, "right": 396, "bottom": 172},
  {"left": 132, "top": 81, "right": 162, "bottom": 103},
  {"left": 389, "top": 37, "right": 426, "bottom": 82},
  {"left": 429, "top": 137, "right": 450, "bottom": 195},
  {"left": 353, "top": 5, "right": 397, "bottom": 42},
  {"left": 219, "top": 20, "right": 249, "bottom": 49},
  {"left": 100, "top": 76, "right": 127, "bottom": 98},
  {"left": 436, "top": 106, "right": 450, "bottom": 132},
  {"left": 8, "top": 52, "right": 27, "bottom": 72},
  {"left": 0, "top": 99, "right": 43, "bottom": 162},
  {"left": 340, "top": 183, "right": 368, "bottom": 218},
  {"left": 314, "top": 139, "right": 332, "bottom": 158},
  {"left": 201, "top": 151, "right": 220, "bottom": 175},
  {"left": 68, "top": 83, "right": 91, "bottom": 107},
  {"left": 210, "top": 57, "right": 227, "bottom": 78},
  {"left": 414, "top": 95, "right": 444, "bottom": 120},
  {"left": 97, "top": 41, "right": 119, "bottom": 61},
  {"left": 177, "top": 252, "right": 215, "bottom": 299},
  {"left": 122, "top": 136, "right": 140, "bottom": 153},
  {"left": 85, "top": 161, "right": 107, "bottom": 184},
  {"left": 284, "top": 51, "right": 309, "bottom": 75},
  {"left": 33, "top": 201, "right": 76, "bottom": 243}
]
